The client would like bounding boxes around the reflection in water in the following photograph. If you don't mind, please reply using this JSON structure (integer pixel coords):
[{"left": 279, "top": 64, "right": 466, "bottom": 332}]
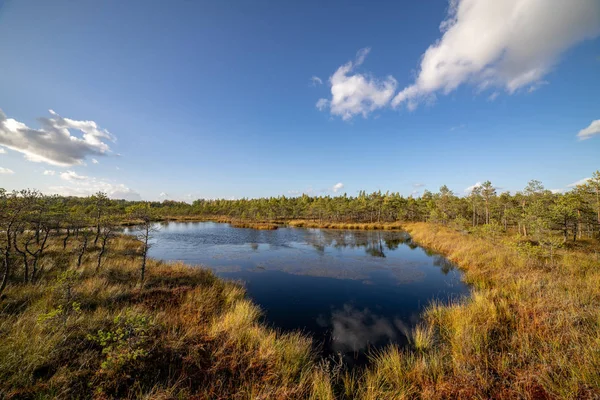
[
  {"left": 433, "top": 255, "right": 457, "bottom": 275},
  {"left": 319, "top": 304, "right": 414, "bottom": 354},
  {"left": 139, "top": 222, "right": 470, "bottom": 363}
]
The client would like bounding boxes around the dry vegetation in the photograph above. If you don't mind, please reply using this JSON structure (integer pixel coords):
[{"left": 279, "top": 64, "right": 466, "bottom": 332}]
[
  {"left": 0, "top": 236, "right": 321, "bottom": 399},
  {"left": 348, "top": 223, "right": 600, "bottom": 399},
  {"left": 287, "top": 220, "right": 404, "bottom": 231},
  {"left": 2, "top": 222, "right": 599, "bottom": 399}
]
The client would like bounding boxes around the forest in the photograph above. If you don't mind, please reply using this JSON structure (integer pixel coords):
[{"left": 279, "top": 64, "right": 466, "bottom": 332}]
[{"left": 1, "top": 171, "right": 599, "bottom": 398}]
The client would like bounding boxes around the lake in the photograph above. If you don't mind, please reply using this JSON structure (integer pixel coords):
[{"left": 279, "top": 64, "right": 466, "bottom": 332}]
[{"left": 139, "top": 222, "right": 469, "bottom": 364}]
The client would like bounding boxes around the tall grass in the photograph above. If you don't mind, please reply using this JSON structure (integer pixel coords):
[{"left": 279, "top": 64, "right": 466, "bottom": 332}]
[
  {"left": 355, "top": 222, "right": 600, "bottom": 399},
  {"left": 0, "top": 236, "right": 319, "bottom": 399},
  {"left": 2, "top": 224, "right": 599, "bottom": 398}
]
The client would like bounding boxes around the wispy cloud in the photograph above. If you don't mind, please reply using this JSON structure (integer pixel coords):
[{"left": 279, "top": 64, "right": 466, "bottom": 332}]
[
  {"left": 450, "top": 124, "right": 466, "bottom": 131},
  {"left": 0, "top": 148, "right": 5, "bottom": 154},
  {"left": 567, "top": 177, "right": 591, "bottom": 187},
  {"left": 0, "top": 167, "right": 14, "bottom": 174},
  {"left": 317, "top": 48, "right": 397, "bottom": 120},
  {"left": 577, "top": 119, "right": 600, "bottom": 140},
  {"left": 310, "top": 76, "right": 323, "bottom": 86},
  {"left": 392, "top": 0, "right": 600, "bottom": 110},
  {"left": 412, "top": 183, "right": 425, "bottom": 188},
  {"left": 527, "top": 80, "right": 549, "bottom": 93},
  {"left": 50, "top": 177, "right": 140, "bottom": 200},
  {"left": 487, "top": 92, "right": 500, "bottom": 101},
  {"left": 43, "top": 170, "right": 56, "bottom": 176},
  {"left": 92, "top": 158, "right": 99, "bottom": 164},
  {"left": 0, "top": 109, "right": 114, "bottom": 166}
]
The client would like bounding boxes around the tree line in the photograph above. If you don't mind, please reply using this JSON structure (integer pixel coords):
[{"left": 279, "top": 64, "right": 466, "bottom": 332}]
[{"left": 1, "top": 170, "right": 599, "bottom": 294}]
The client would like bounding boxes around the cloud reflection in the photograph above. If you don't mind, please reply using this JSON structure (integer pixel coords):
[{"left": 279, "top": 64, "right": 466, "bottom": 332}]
[{"left": 318, "top": 304, "right": 416, "bottom": 353}]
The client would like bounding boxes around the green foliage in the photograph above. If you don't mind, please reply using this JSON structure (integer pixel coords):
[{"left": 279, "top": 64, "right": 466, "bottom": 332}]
[
  {"left": 87, "top": 311, "right": 156, "bottom": 375},
  {"left": 38, "top": 270, "right": 82, "bottom": 324},
  {"left": 473, "top": 220, "right": 503, "bottom": 242}
]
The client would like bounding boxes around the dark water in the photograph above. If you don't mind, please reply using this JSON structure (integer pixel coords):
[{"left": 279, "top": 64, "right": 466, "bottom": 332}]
[{"left": 137, "top": 222, "right": 469, "bottom": 363}]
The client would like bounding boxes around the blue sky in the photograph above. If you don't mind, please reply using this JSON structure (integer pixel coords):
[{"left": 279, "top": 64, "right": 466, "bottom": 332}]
[{"left": 0, "top": 0, "right": 599, "bottom": 201}]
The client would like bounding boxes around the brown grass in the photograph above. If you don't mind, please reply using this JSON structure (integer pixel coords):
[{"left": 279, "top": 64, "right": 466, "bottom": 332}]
[
  {"left": 2, "top": 223, "right": 599, "bottom": 399},
  {"left": 351, "top": 222, "right": 600, "bottom": 399},
  {"left": 287, "top": 219, "right": 405, "bottom": 230},
  {"left": 230, "top": 220, "right": 279, "bottom": 230},
  {"left": 0, "top": 236, "right": 318, "bottom": 399}
]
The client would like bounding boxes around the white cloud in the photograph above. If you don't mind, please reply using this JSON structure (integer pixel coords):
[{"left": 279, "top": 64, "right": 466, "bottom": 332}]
[
  {"left": 43, "top": 170, "right": 55, "bottom": 176},
  {"left": 0, "top": 167, "right": 14, "bottom": 174},
  {"left": 92, "top": 158, "right": 99, "bottom": 164},
  {"left": 0, "top": 148, "right": 5, "bottom": 154},
  {"left": 0, "top": 109, "right": 115, "bottom": 166},
  {"left": 577, "top": 119, "right": 600, "bottom": 140},
  {"left": 332, "top": 182, "right": 344, "bottom": 193},
  {"left": 50, "top": 175, "right": 140, "bottom": 201},
  {"left": 550, "top": 189, "right": 564, "bottom": 194},
  {"left": 317, "top": 48, "right": 397, "bottom": 120},
  {"left": 60, "top": 170, "right": 88, "bottom": 181},
  {"left": 392, "top": 0, "right": 600, "bottom": 110},
  {"left": 567, "top": 177, "right": 591, "bottom": 188},
  {"left": 412, "top": 183, "right": 425, "bottom": 188},
  {"left": 310, "top": 76, "right": 323, "bottom": 86},
  {"left": 465, "top": 181, "right": 482, "bottom": 193},
  {"left": 159, "top": 192, "right": 169, "bottom": 198}
]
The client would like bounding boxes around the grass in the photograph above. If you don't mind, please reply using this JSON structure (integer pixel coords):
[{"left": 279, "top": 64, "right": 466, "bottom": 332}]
[
  {"left": 0, "top": 236, "right": 319, "bottom": 399},
  {"left": 229, "top": 220, "right": 279, "bottom": 230},
  {"left": 351, "top": 223, "right": 600, "bottom": 399},
  {"left": 2, "top": 223, "right": 599, "bottom": 398},
  {"left": 287, "top": 219, "right": 405, "bottom": 230}
]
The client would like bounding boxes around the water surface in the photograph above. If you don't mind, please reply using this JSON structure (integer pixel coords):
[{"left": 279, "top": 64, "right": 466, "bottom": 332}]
[{"left": 141, "top": 222, "right": 469, "bottom": 363}]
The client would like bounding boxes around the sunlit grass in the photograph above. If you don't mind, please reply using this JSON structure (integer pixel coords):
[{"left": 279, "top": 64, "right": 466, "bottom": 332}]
[
  {"left": 288, "top": 219, "right": 405, "bottom": 230},
  {"left": 357, "top": 222, "right": 600, "bottom": 399},
  {"left": 0, "top": 235, "right": 318, "bottom": 399},
  {"left": 2, "top": 223, "right": 599, "bottom": 398}
]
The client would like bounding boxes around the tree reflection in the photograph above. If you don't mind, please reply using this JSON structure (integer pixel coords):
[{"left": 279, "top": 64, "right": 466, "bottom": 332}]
[{"left": 433, "top": 255, "right": 456, "bottom": 274}]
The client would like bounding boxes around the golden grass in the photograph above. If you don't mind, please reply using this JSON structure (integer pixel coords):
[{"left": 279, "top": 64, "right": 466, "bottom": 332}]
[
  {"left": 0, "top": 236, "right": 318, "bottom": 399},
  {"left": 356, "top": 222, "right": 600, "bottom": 399},
  {"left": 2, "top": 223, "right": 599, "bottom": 399},
  {"left": 229, "top": 220, "right": 279, "bottom": 230},
  {"left": 287, "top": 219, "right": 405, "bottom": 230}
]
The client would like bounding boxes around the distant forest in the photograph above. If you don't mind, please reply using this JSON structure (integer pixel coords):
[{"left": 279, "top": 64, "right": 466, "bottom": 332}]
[{"left": 2, "top": 171, "right": 599, "bottom": 242}]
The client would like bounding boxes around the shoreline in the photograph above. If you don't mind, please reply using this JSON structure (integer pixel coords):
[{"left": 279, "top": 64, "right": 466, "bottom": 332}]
[{"left": 2, "top": 222, "right": 599, "bottom": 398}]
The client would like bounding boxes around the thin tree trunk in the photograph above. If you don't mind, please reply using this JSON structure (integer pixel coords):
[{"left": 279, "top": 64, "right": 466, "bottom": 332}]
[
  {"left": 96, "top": 236, "right": 108, "bottom": 272},
  {"left": 13, "top": 236, "right": 29, "bottom": 283},
  {"left": 63, "top": 228, "right": 70, "bottom": 250},
  {"left": 77, "top": 235, "right": 88, "bottom": 267},
  {"left": 0, "top": 237, "right": 10, "bottom": 296}
]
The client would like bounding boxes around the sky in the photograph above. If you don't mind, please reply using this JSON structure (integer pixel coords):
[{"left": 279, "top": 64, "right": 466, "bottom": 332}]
[{"left": 0, "top": 0, "right": 599, "bottom": 201}]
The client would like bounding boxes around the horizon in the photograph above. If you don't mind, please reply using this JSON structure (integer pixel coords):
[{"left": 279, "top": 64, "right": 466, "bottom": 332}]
[{"left": 1, "top": 0, "right": 599, "bottom": 201}]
